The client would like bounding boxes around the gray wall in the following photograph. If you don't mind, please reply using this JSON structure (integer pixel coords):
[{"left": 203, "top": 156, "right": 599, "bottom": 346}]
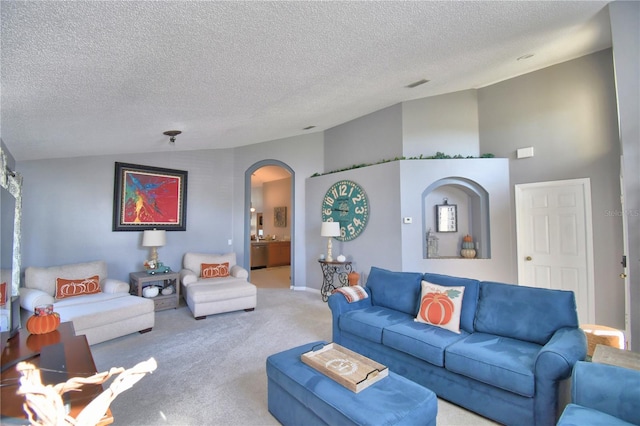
[
  {"left": 11, "top": 44, "right": 630, "bottom": 338},
  {"left": 324, "top": 104, "right": 403, "bottom": 172},
  {"left": 233, "top": 132, "right": 325, "bottom": 288},
  {"left": 478, "top": 49, "right": 624, "bottom": 329},
  {"left": 609, "top": 1, "right": 640, "bottom": 350},
  {"left": 402, "top": 89, "right": 480, "bottom": 158},
  {"left": 18, "top": 150, "right": 235, "bottom": 282},
  {"left": 305, "top": 161, "right": 403, "bottom": 290}
]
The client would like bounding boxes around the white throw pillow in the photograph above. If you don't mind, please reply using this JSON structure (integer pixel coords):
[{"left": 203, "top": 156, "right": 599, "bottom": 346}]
[{"left": 415, "top": 281, "right": 465, "bottom": 334}]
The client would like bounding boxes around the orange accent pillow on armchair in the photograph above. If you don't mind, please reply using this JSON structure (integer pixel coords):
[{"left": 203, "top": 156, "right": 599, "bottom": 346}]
[
  {"left": 201, "top": 263, "right": 230, "bottom": 278},
  {"left": 55, "top": 275, "right": 101, "bottom": 300}
]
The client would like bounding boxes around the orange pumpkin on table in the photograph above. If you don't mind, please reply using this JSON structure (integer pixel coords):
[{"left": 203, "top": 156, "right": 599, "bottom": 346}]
[{"left": 26, "top": 312, "right": 61, "bottom": 335}]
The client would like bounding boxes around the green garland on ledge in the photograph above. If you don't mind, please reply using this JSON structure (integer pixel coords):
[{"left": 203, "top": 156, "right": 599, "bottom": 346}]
[{"left": 310, "top": 152, "right": 495, "bottom": 177}]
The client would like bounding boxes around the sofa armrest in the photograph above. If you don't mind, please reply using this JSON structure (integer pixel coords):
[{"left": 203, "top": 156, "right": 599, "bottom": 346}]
[
  {"left": 535, "top": 327, "right": 587, "bottom": 381},
  {"left": 19, "top": 287, "right": 54, "bottom": 312},
  {"left": 180, "top": 268, "right": 198, "bottom": 286},
  {"left": 230, "top": 265, "right": 249, "bottom": 279},
  {"left": 328, "top": 288, "right": 372, "bottom": 343},
  {"left": 102, "top": 278, "right": 129, "bottom": 294},
  {"left": 571, "top": 361, "right": 640, "bottom": 424}
]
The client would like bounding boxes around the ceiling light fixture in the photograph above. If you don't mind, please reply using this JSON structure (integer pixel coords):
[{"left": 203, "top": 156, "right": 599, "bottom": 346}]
[
  {"left": 163, "top": 130, "right": 182, "bottom": 144},
  {"left": 406, "top": 79, "right": 430, "bottom": 88}
]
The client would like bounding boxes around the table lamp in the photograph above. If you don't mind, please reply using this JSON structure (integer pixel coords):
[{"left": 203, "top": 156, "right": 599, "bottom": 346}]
[
  {"left": 142, "top": 229, "right": 166, "bottom": 267},
  {"left": 320, "top": 222, "right": 340, "bottom": 262}
]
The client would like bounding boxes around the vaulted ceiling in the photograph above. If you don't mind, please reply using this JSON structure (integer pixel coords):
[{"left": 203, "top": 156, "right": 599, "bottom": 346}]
[{"left": 1, "top": 1, "right": 612, "bottom": 162}]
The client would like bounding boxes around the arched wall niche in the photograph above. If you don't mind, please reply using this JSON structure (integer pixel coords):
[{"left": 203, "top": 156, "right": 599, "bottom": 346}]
[{"left": 422, "top": 177, "right": 490, "bottom": 259}]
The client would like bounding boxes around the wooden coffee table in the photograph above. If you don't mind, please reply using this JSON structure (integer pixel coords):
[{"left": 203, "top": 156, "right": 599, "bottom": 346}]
[{"left": 1, "top": 322, "right": 113, "bottom": 424}]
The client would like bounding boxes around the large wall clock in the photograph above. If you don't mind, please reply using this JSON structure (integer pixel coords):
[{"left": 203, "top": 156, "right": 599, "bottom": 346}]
[{"left": 321, "top": 180, "right": 370, "bottom": 242}]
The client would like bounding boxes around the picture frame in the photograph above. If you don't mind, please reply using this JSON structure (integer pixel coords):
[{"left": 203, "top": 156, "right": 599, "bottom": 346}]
[
  {"left": 274, "top": 206, "right": 287, "bottom": 227},
  {"left": 436, "top": 203, "right": 457, "bottom": 233},
  {"left": 113, "top": 162, "right": 188, "bottom": 231}
]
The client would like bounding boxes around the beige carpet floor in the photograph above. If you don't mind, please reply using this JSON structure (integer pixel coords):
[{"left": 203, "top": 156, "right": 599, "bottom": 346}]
[
  {"left": 89, "top": 289, "right": 496, "bottom": 425},
  {"left": 250, "top": 266, "right": 291, "bottom": 289}
]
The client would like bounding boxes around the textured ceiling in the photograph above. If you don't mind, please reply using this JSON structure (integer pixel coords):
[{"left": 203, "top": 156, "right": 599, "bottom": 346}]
[{"left": 1, "top": 1, "right": 612, "bottom": 162}]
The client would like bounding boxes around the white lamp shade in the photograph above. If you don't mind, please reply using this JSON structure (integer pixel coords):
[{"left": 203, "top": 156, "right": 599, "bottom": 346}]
[
  {"left": 320, "top": 221, "right": 341, "bottom": 237},
  {"left": 142, "top": 229, "right": 166, "bottom": 247}
]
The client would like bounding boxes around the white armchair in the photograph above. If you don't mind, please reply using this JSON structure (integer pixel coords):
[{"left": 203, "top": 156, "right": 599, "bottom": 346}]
[
  {"left": 20, "top": 260, "right": 155, "bottom": 345},
  {"left": 180, "top": 252, "right": 257, "bottom": 319}
]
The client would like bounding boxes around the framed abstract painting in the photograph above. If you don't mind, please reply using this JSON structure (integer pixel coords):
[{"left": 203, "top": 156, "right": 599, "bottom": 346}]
[{"left": 113, "top": 162, "right": 188, "bottom": 231}]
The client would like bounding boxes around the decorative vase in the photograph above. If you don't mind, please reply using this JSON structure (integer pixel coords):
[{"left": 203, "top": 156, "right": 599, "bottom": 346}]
[
  {"left": 26, "top": 311, "right": 61, "bottom": 335},
  {"left": 347, "top": 271, "right": 360, "bottom": 286}
]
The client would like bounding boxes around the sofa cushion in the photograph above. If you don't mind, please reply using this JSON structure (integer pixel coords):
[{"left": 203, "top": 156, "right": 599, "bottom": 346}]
[
  {"left": 54, "top": 292, "right": 153, "bottom": 330},
  {"left": 415, "top": 281, "right": 465, "bottom": 333},
  {"left": 55, "top": 275, "right": 101, "bottom": 300},
  {"left": 201, "top": 262, "right": 230, "bottom": 278},
  {"left": 445, "top": 332, "right": 541, "bottom": 397},
  {"left": 365, "top": 267, "right": 422, "bottom": 316},
  {"left": 423, "top": 273, "right": 479, "bottom": 334},
  {"left": 183, "top": 253, "right": 236, "bottom": 278},
  {"left": 384, "top": 319, "right": 469, "bottom": 367},
  {"left": 558, "top": 404, "right": 636, "bottom": 426},
  {"left": 475, "top": 281, "right": 579, "bottom": 345},
  {"left": 25, "top": 261, "right": 107, "bottom": 297},
  {"left": 339, "top": 306, "right": 412, "bottom": 344}
]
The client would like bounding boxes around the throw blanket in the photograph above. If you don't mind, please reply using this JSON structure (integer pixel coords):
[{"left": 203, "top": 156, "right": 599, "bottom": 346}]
[{"left": 332, "top": 285, "right": 368, "bottom": 303}]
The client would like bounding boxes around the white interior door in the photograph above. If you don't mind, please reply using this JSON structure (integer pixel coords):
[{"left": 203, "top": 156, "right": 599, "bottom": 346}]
[{"left": 515, "top": 179, "right": 595, "bottom": 324}]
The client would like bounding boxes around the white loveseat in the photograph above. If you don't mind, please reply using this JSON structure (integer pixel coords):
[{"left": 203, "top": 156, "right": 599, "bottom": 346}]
[
  {"left": 180, "top": 252, "right": 257, "bottom": 319},
  {"left": 20, "top": 260, "right": 155, "bottom": 345}
]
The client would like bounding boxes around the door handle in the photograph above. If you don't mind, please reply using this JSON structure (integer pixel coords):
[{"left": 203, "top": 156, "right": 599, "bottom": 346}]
[
  {"left": 525, "top": 256, "right": 532, "bottom": 261},
  {"left": 620, "top": 273, "right": 627, "bottom": 279}
]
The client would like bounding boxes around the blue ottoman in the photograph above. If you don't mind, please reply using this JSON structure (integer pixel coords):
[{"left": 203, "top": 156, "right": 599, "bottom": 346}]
[{"left": 266, "top": 341, "right": 437, "bottom": 426}]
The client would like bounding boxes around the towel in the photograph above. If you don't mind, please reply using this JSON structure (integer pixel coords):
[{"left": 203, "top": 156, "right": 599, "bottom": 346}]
[{"left": 332, "top": 285, "right": 368, "bottom": 303}]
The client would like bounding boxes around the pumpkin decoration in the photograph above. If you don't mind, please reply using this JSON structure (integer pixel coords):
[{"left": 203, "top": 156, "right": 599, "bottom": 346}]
[
  {"left": 461, "top": 235, "right": 476, "bottom": 258},
  {"left": 26, "top": 311, "right": 61, "bottom": 335},
  {"left": 347, "top": 271, "right": 360, "bottom": 286},
  {"left": 419, "top": 292, "right": 455, "bottom": 325}
]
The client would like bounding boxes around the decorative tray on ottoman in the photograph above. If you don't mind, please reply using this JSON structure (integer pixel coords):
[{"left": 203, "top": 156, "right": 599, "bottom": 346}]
[{"left": 301, "top": 342, "right": 388, "bottom": 393}]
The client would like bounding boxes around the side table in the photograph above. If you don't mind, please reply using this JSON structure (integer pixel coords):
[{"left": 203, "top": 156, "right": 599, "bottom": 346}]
[
  {"left": 130, "top": 271, "right": 180, "bottom": 311},
  {"left": 318, "top": 260, "right": 352, "bottom": 302}
]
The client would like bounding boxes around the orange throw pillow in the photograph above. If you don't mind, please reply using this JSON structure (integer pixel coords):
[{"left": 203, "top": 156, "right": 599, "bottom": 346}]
[
  {"left": 0, "top": 281, "right": 6, "bottom": 305},
  {"left": 201, "top": 263, "right": 230, "bottom": 278},
  {"left": 55, "top": 275, "right": 101, "bottom": 300}
]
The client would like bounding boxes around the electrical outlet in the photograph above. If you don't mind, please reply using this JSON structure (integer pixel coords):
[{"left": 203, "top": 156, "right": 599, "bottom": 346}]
[{"left": 228, "top": 239, "right": 232, "bottom": 245}]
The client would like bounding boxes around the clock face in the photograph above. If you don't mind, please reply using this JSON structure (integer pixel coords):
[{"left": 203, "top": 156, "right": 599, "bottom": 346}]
[{"left": 322, "top": 180, "right": 369, "bottom": 242}]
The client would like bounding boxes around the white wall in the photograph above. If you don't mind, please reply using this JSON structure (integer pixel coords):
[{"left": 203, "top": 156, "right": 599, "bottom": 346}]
[{"left": 399, "top": 159, "right": 513, "bottom": 282}]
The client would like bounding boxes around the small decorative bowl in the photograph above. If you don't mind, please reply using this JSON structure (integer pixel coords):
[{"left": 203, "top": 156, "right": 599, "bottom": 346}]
[
  {"left": 161, "top": 286, "right": 174, "bottom": 296},
  {"left": 143, "top": 286, "right": 159, "bottom": 298}
]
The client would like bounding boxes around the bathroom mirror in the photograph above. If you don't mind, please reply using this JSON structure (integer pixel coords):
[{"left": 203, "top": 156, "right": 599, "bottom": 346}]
[{"left": 1, "top": 147, "right": 22, "bottom": 336}]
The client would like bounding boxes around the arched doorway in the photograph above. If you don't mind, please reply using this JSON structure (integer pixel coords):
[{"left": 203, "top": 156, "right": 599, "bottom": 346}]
[{"left": 244, "top": 160, "right": 294, "bottom": 288}]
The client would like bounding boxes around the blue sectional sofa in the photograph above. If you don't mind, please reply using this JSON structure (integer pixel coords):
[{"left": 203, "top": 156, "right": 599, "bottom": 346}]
[{"left": 328, "top": 267, "right": 587, "bottom": 426}]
